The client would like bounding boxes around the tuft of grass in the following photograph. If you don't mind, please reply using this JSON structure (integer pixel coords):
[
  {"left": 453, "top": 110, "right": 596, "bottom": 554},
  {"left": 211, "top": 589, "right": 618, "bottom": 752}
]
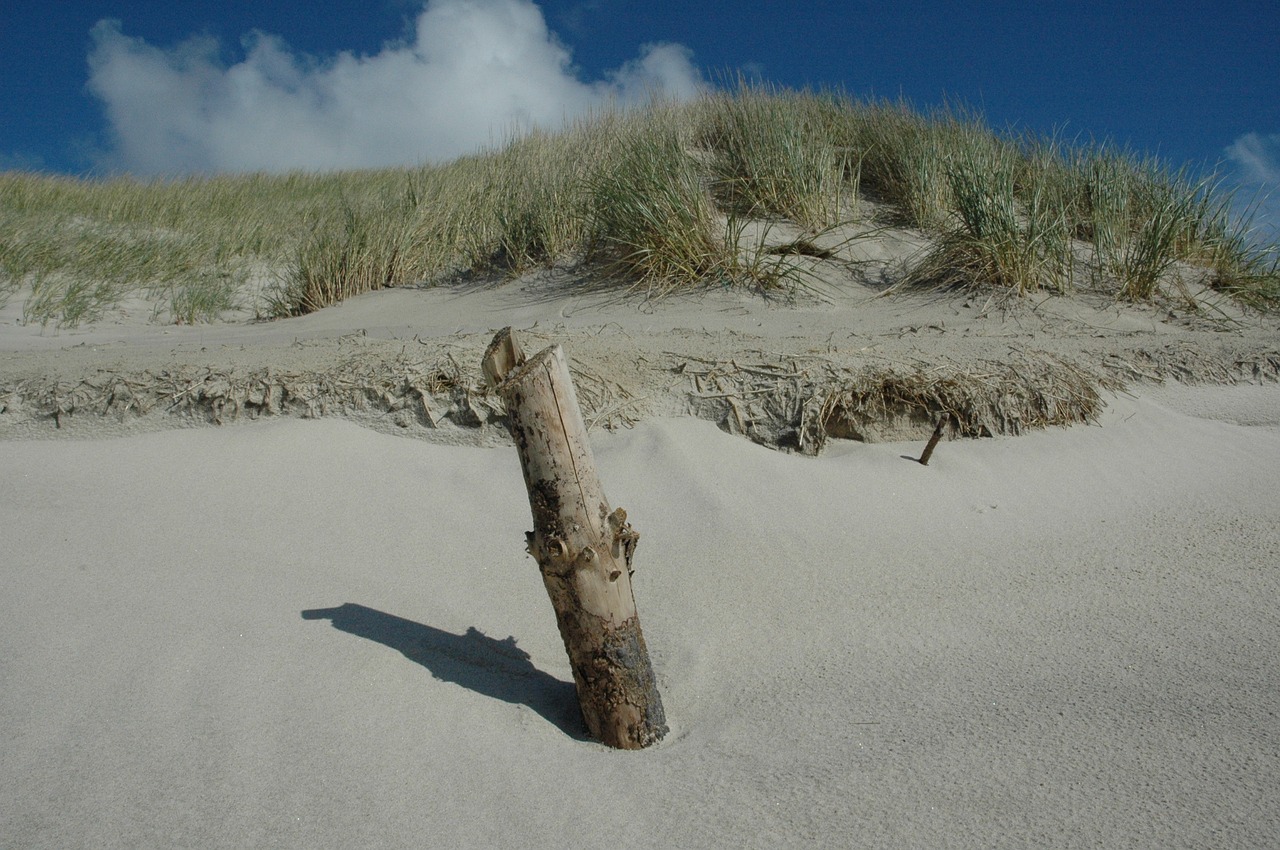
[
  {"left": 0, "top": 169, "right": 360, "bottom": 324},
  {"left": 274, "top": 120, "right": 616, "bottom": 313},
  {"left": 582, "top": 105, "right": 828, "bottom": 297},
  {"left": 160, "top": 266, "right": 245, "bottom": 324},
  {"left": 1076, "top": 151, "right": 1133, "bottom": 286},
  {"left": 1113, "top": 194, "right": 1189, "bottom": 301},
  {"left": 697, "top": 86, "right": 851, "bottom": 230},
  {"left": 2, "top": 87, "right": 1277, "bottom": 323},
  {"left": 582, "top": 113, "right": 726, "bottom": 293},
  {"left": 845, "top": 101, "right": 979, "bottom": 230},
  {"left": 902, "top": 134, "right": 1073, "bottom": 294},
  {"left": 273, "top": 195, "right": 412, "bottom": 316},
  {"left": 1063, "top": 151, "right": 1246, "bottom": 301},
  {"left": 1200, "top": 197, "right": 1280, "bottom": 310}
]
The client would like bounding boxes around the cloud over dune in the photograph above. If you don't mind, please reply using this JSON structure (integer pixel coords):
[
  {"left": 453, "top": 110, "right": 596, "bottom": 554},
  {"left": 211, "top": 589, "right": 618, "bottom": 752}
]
[
  {"left": 87, "top": 0, "right": 702, "bottom": 175},
  {"left": 1226, "top": 132, "right": 1280, "bottom": 185},
  {"left": 1225, "top": 131, "right": 1280, "bottom": 243}
]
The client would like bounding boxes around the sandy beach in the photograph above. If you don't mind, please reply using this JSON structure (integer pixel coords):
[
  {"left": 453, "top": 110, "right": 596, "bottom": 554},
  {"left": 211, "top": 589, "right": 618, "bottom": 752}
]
[{"left": 2, "top": 278, "right": 1279, "bottom": 848}]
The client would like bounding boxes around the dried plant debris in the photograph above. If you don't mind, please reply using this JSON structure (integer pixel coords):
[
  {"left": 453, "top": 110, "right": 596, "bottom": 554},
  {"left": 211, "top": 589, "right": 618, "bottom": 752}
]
[
  {"left": 3, "top": 340, "right": 1277, "bottom": 451},
  {"left": 1098, "top": 343, "right": 1280, "bottom": 386},
  {"left": 679, "top": 352, "right": 1120, "bottom": 455},
  {"left": 1, "top": 354, "right": 499, "bottom": 433},
  {"left": 0, "top": 349, "right": 651, "bottom": 438},
  {"left": 570, "top": 357, "right": 646, "bottom": 431}
]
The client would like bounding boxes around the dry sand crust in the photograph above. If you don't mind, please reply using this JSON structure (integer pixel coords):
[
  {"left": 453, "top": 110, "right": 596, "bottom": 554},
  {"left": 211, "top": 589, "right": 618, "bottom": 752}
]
[
  {"left": 1, "top": 270, "right": 1278, "bottom": 448},
  {"left": 2, "top": 275, "right": 1279, "bottom": 848}
]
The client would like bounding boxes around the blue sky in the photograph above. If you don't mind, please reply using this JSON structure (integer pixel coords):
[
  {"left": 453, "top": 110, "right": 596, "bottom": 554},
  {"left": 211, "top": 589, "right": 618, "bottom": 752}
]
[{"left": 2, "top": 1, "right": 1277, "bottom": 232}]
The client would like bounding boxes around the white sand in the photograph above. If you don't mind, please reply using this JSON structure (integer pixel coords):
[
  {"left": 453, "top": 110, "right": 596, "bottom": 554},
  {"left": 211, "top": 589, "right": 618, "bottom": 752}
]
[
  {"left": 3, "top": 268, "right": 1279, "bottom": 846},
  {"left": 3, "top": 382, "right": 1278, "bottom": 847}
]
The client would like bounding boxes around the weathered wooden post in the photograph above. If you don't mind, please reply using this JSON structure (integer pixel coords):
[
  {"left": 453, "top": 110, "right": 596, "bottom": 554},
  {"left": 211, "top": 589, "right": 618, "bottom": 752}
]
[{"left": 483, "top": 327, "right": 667, "bottom": 749}]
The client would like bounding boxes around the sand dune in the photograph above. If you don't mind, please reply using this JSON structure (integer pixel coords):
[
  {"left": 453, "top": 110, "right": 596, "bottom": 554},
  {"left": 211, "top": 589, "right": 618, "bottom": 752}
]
[
  {"left": 3, "top": 376, "right": 1278, "bottom": 846},
  {"left": 4, "top": 273, "right": 1280, "bottom": 847}
]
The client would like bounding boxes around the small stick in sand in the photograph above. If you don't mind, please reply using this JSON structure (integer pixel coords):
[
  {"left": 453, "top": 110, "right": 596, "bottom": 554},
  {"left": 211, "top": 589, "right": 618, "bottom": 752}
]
[{"left": 917, "top": 413, "right": 952, "bottom": 465}]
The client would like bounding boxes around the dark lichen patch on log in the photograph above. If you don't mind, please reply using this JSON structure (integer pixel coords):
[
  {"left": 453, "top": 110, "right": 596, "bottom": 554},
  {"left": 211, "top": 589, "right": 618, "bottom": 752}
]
[{"left": 601, "top": 620, "right": 667, "bottom": 742}]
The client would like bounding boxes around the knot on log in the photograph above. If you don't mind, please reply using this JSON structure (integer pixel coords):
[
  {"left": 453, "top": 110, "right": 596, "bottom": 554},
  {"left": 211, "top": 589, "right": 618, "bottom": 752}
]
[
  {"left": 529, "top": 534, "right": 616, "bottom": 581},
  {"left": 574, "top": 545, "right": 600, "bottom": 572},
  {"left": 527, "top": 533, "right": 571, "bottom": 571},
  {"left": 607, "top": 507, "right": 640, "bottom": 575}
]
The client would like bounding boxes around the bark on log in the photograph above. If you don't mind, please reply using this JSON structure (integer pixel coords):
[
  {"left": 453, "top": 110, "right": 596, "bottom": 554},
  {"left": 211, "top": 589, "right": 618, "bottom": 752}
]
[{"left": 483, "top": 328, "right": 668, "bottom": 749}]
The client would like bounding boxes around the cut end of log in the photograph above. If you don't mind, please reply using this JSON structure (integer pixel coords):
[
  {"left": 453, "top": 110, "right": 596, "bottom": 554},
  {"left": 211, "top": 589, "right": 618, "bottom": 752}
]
[{"left": 482, "top": 326, "right": 527, "bottom": 389}]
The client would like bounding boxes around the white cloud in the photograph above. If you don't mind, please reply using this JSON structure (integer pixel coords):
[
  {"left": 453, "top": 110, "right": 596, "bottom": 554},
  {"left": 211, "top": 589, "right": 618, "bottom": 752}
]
[
  {"left": 1224, "top": 131, "right": 1280, "bottom": 246},
  {"left": 1226, "top": 132, "right": 1280, "bottom": 185},
  {"left": 87, "top": 0, "right": 703, "bottom": 175}
]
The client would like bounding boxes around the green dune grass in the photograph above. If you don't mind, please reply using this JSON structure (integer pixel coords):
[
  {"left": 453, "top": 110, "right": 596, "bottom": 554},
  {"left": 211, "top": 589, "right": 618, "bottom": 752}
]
[{"left": 2, "top": 86, "right": 1276, "bottom": 327}]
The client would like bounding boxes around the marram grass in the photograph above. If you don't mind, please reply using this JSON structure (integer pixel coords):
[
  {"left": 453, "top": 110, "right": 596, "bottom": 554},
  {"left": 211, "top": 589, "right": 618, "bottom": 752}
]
[{"left": 2, "top": 87, "right": 1277, "bottom": 326}]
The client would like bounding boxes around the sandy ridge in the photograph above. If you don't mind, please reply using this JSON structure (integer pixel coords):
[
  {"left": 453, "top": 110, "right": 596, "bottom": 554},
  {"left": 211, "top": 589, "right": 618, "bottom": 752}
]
[{"left": 2, "top": 279, "right": 1278, "bottom": 449}]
